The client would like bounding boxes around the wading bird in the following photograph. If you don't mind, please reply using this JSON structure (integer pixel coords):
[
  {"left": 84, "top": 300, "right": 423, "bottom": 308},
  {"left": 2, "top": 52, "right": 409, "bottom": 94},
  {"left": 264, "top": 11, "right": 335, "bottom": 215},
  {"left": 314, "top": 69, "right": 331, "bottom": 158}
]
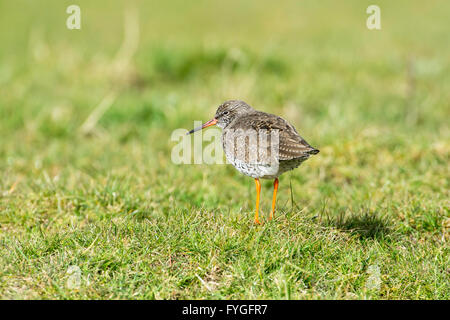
[{"left": 187, "top": 100, "right": 319, "bottom": 224}]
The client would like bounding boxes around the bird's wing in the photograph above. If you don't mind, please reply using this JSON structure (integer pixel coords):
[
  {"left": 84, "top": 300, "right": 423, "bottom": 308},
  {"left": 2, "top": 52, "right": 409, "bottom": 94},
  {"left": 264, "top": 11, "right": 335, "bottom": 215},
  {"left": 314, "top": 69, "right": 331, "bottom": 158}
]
[{"left": 234, "top": 112, "right": 318, "bottom": 161}]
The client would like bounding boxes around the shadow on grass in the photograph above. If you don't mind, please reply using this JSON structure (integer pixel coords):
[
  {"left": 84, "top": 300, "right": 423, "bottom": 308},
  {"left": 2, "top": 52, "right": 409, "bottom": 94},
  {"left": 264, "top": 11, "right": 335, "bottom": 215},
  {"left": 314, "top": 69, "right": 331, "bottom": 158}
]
[{"left": 321, "top": 210, "right": 391, "bottom": 240}]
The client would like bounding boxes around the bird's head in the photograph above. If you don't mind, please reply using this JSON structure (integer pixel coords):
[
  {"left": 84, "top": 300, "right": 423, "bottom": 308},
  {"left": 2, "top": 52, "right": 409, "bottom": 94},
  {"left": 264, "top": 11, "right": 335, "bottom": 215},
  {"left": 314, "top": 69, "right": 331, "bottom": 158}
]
[{"left": 187, "top": 100, "right": 253, "bottom": 134}]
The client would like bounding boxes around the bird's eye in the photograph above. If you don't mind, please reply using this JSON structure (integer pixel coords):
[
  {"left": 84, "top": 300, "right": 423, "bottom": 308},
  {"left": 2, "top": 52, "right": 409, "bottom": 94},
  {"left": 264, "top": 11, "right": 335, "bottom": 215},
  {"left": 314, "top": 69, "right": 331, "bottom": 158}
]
[{"left": 223, "top": 111, "right": 229, "bottom": 115}]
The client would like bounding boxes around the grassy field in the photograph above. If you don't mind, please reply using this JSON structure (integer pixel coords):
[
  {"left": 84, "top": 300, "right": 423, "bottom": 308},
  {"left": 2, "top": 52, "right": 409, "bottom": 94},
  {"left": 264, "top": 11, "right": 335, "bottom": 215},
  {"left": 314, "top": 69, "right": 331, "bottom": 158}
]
[{"left": 0, "top": 0, "right": 449, "bottom": 299}]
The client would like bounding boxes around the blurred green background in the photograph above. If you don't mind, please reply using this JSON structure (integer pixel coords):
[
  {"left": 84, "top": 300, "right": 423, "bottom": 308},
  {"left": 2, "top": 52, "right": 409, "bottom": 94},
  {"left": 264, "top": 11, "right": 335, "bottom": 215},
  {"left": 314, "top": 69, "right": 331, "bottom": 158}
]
[{"left": 0, "top": 0, "right": 448, "bottom": 299}]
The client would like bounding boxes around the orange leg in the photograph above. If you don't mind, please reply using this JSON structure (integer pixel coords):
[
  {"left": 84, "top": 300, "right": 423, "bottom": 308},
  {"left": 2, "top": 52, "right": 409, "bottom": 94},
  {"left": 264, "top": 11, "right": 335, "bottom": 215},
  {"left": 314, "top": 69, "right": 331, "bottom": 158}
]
[
  {"left": 269, "top": 178, "right": 279, "bottom": 220},
  {"left": 254, "top": 178, "right": 262, "bottom": 225}
]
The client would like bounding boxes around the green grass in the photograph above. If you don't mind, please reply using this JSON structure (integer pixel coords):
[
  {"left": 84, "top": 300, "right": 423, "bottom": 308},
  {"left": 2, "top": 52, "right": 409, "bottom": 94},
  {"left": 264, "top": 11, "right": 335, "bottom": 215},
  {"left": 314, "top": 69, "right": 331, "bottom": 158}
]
[{"left": 0, "top": 0, "right": 449, "bottom": 299}]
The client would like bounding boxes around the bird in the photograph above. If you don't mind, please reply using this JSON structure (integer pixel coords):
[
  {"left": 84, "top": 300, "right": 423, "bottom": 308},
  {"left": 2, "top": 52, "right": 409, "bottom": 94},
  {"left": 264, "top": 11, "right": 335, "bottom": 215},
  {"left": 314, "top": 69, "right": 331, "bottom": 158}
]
[{"left": 187, "top": 100, "right": 319, "bottom": 224}]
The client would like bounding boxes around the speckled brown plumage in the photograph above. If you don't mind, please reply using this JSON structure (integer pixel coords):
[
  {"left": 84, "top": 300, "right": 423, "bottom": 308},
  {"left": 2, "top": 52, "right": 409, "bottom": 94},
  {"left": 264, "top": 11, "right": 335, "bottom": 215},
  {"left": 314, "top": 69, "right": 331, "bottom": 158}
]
[{"left": 216, "top": 100, "right": 319, "bottom": 179}]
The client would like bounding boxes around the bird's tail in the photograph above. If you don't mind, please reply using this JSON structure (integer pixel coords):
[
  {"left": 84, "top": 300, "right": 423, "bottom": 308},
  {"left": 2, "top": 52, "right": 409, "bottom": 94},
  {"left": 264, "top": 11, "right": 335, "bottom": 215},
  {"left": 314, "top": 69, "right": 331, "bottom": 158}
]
[{"left": 308, "top": 148, "right": 319, "bottom": 155}]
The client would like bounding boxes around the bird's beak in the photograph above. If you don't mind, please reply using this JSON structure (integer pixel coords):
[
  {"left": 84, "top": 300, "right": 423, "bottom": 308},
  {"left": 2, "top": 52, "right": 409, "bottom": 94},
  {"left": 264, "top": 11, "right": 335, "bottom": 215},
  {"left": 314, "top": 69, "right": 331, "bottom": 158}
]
[{"left": 186, "top": 118, "right": 218, "bottom": 135}]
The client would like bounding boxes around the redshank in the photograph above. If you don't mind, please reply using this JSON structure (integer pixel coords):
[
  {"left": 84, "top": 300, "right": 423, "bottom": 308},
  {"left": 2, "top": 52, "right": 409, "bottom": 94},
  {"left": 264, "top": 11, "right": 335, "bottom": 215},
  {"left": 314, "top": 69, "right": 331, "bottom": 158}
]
[{"left": 187, "top": 100, "right": 319, "bottom": 224}]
